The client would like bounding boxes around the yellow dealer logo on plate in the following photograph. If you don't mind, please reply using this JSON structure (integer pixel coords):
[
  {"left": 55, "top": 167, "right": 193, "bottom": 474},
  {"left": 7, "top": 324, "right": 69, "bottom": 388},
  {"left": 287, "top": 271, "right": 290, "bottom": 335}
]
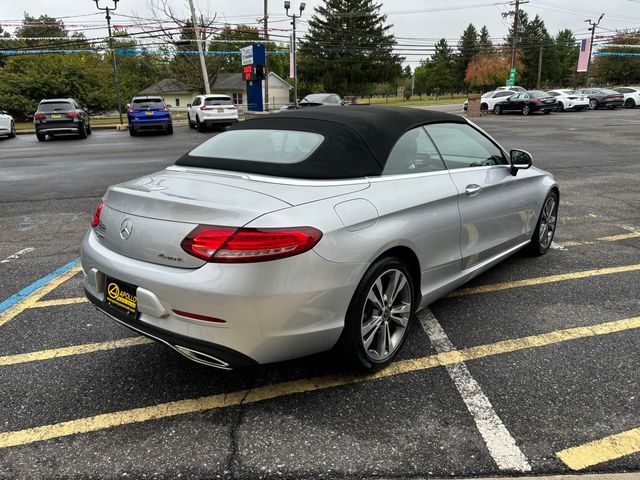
[{"left": 107, "top": 283, "right": 120, "bottom": 300}]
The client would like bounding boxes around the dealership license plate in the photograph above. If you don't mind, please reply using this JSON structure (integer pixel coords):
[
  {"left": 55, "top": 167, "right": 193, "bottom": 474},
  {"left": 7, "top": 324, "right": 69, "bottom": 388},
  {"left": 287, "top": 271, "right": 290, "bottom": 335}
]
[
  {"left": 105, "top": 276, "right": 138, "bottom": 316},
  {"left": 217, "top": 108, "right": 224, "bottom": 113},
  {"left": 51, "top": 114, "right": 61, "bottom": 119},
  {"left": 145, "top": 111, "right": 154, "bottom": 116}
]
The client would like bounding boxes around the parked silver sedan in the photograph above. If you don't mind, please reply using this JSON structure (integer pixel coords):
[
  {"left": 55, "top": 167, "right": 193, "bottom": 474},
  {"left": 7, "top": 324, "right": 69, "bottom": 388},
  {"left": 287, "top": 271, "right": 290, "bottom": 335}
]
[{"left": 81, "top": 107, "right": 559, "bottom": 371}]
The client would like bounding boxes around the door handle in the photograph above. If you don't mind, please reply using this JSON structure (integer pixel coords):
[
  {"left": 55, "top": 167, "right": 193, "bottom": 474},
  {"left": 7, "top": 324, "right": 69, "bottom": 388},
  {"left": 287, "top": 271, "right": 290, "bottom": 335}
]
[{"left": 465, "top": 184, "right": 482, "bottom": 196}]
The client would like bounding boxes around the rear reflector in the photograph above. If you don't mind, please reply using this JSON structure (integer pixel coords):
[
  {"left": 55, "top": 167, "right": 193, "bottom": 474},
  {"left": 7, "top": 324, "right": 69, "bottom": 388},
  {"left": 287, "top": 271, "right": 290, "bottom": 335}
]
[
  {"left": 91, "top": 200, "right": 103, "bottom": 228},
  {"left": 173, "top": 309, "right": 226, "bottom": 323},
  {"left": 181, "top": 225, "right": 322, "bottom": 263}
]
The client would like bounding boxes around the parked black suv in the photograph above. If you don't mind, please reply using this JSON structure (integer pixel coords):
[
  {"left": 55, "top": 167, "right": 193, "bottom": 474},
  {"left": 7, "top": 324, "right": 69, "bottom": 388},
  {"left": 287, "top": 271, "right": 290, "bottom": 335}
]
[{"left": 34, "top": 98, "right": 91, "bottom": 141}]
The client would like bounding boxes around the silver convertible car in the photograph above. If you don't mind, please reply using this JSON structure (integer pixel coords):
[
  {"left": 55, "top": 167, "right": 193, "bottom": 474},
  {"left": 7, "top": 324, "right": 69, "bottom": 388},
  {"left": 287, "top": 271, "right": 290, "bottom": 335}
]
[{"left": 82, "top": 107, "right": 559, "bottom": 371}]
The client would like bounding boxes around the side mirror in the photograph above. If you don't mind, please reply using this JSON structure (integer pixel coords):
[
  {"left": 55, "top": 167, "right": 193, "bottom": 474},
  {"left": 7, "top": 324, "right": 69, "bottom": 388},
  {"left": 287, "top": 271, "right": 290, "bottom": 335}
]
[
  {"left": 187, "top": 104, "right": 192, "bottom": 108},
  {"left": 510, "top": 149, "right": 532, "bottom": 176}
]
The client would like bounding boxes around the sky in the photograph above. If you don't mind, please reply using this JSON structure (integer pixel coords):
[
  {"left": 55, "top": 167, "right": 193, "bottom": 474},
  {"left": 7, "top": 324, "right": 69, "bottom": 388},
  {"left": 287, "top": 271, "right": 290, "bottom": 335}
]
[{"left": 2, "top": 0, "right": 639, "bottom": 64}]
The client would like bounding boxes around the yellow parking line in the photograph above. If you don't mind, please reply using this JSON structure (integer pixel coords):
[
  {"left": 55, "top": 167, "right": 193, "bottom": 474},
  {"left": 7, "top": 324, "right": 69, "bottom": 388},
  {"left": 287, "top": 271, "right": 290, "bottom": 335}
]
[
  {"left": 0, "top": 315, "right": 637, "bottom": 449},
  {"left": 597, "top": 232, "right": 640, "bottom": 242},
  {"left": 0, "top": 337, "right": 153, "bottom": 367},
  {"left": 448, "top": 264, "right": 640, "bottom": 297},
  {"left": 0, "top": 265, "right": 82, "bottom": 328},
  {"left": 557, "top": 427, "right": 640, "bottom": 470},
  {"left": 30, "top": 297, "right": 88, "bottom": 308}
]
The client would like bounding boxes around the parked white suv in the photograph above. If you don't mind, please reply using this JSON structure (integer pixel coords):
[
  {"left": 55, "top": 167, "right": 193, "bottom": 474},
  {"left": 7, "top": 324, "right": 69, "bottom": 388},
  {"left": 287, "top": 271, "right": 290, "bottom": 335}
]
[
  {"left": 463, "top": 90, "right": 517, "bottom": 112},
  {"left": 187, "top": 95, "right": 239, "bottom": 132}
]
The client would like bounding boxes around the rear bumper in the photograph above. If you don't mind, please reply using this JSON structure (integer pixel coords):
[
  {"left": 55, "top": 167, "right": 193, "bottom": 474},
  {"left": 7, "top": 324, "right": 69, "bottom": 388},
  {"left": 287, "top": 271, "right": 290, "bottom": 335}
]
[
  {"left": 36, "top": 122, "right": 82, "bottom": 134},
  {"left": 603, "top": 100, "right": 624, "bottom": 108},
  {"left": 129, "top": 121, "right": 172, "bottom": 131},
  {"left": 85, "top": 290, "right": 257, "bottom": 369},
  {"left": 81, "top": 229, "right": 366, "bottom": 366},
  {"left": 202, "top": 118, "right": 238, "bottom": 126}
]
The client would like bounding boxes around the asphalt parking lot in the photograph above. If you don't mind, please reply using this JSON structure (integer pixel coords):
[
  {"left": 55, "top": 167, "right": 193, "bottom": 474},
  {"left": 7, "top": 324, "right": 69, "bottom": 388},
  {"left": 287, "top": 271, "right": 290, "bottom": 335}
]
[{"left": 0, "top": 108, "right": 638, "bottom": 479}]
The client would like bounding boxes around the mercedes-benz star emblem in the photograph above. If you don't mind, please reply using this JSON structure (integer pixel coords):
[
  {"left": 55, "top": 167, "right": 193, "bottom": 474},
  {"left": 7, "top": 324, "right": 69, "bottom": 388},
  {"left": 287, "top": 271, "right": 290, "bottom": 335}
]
[{"left": 120, "top": 218, "right": 133, "bottom": 239}]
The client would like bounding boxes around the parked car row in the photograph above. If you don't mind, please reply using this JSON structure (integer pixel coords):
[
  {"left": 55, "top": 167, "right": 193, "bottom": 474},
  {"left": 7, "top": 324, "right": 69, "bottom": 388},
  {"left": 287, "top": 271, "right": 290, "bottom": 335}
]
[{"left": 463, "top": 86, "right": 638, "bottom": 116}]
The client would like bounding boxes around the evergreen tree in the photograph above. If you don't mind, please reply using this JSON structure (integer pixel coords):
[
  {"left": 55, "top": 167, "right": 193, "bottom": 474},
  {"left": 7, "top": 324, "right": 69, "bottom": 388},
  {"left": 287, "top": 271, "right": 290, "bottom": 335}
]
[
  {"left": 429, "top": 39, "right": 455, "bottom": 97},
  {"left": 549, "top": 29, "right": 578, "bottom": 87},
  {"left": 456, "top": 24, "right": 479, "bottom": 89},
  {"left": 299, "top": 0, "right": 402, "bottom": 95},
  {"left": 478, "top": 26, "right": 493, "bottom": 54},
  {"left": 520, "top": 14, "right": 553, "bottom": 88}
]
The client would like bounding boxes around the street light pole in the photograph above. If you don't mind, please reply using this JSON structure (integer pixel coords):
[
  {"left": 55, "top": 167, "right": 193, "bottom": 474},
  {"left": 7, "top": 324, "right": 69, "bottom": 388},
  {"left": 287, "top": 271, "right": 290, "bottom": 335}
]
[
  {"left": 94, "top": 0, "right": 123, "bottom": 125},
  {"left": 188, "top": 0, "right": 211, "bottom": 94},
  {"left": 285, "top": 1, "right": 305, "bottom": 108},
  {"left": 585, "top": 13, "right": 604, "bottom": 87}
]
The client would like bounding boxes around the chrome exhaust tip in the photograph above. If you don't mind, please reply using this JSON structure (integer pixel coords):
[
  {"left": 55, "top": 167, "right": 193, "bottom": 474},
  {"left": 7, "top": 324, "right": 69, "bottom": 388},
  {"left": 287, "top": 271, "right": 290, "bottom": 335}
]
[{"left": 172, "top": 344, "right": 233, "bottom": 370}]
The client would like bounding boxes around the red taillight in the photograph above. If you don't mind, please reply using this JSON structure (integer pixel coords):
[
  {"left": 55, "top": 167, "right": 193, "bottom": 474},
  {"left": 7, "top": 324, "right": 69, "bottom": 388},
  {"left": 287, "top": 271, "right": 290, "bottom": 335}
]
[
  {"left": 200, "top": 105, "right": 207, "bottom": 110},
  {"left": 34, "top": 113, "right": 46, "bottom": 120},
  {"left": 532, "top": 99, "right": 541, "bottom": 105},
  {"left": 66, "top": 112, "right": 80, "bottom": 118},
  {"left": 91, "top": 200, "right": 103, "bottom": 228},
  {"left": 568, "top": 96, "right": 577, "bottom": 100},
  {"left": 181, "top": 225, "right": 323, "bottom": 263},
  {"left": 160, "top": 107, "right": 168, "bottom": 112},
  {"left": 229, "top": 105, "right": 237, "bottom": 110},
  {"left": 127, "top": 107, "right": 135, "bottom": 113}
]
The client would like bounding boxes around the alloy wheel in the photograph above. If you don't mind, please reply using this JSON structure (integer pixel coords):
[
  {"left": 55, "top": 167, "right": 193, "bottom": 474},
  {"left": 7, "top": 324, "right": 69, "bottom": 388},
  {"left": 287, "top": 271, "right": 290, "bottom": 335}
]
[
  {"left": 522, "top": 105, "right": 530, "bottom": 116},
  {"left": 589, "top": 99, "right": 597, "bottom": 110},
  {"left": 360, "top": 269, "right": 412, "bottom": 362},
  {"left": 538, "top": 196, "right": 557, "bottom": 249}
]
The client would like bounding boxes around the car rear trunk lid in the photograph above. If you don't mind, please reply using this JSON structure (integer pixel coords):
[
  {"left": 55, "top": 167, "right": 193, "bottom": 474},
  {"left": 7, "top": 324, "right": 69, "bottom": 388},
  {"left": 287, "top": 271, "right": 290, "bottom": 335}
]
[{"left": 98, "top": 171, "right": 291, "bottom": 268}]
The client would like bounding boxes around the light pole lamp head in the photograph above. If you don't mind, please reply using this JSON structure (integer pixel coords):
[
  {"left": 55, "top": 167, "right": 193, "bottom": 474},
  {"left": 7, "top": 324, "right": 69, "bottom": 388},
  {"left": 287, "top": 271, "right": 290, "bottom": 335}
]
[
  {"left": 284, "top": 1, "right": 291, "bottom": 12},
  {"left": 300, "top": 2, "right": 306, "bottom": 13}
]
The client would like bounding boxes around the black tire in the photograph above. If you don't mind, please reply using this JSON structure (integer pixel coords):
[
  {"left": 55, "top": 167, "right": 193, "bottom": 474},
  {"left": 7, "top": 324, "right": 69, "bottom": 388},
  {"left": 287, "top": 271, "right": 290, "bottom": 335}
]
[
  {"left": 86, "top": 122, "right": 92, "bottom": 135},
  {"left": 36, "top": 131, "right": 46, "bottom": 142},
  {"left": 197, "top": 116, "right": 207, "bottom": 133},
  {"left": 522, "top": 105, "right": 530, "bottom": 116},
  {"left": 167, "top": 124, "right": 174, "bottom": 135},
  {"left": 480, "top": 102, "right": 488, "bottom": 111},
  {"left": 493, "top": 104, "right": 502, "bottom": 115},
  {"left": 337, "top": 256, "right": 416, "bottom": 371},
  {"left": 78, "top": 123, "right": 88, "bottom": 139},
  {"left": 528, "top": 191, "right": 559, "bottom": 256},
  {"left": 129, "top": 125, "right": 137, "bottom": 137},
  {"left": 589, "top": 98, "right": 598, "bottom": 110},
  {"left": 8, "top": 122, "right": 16, "bottom": 138},
  {"left": 556, "top": 101, "right": 564, "bottom": 112},
  {"left": 625, "top": 98, "right": 636, "bottom": 109}
]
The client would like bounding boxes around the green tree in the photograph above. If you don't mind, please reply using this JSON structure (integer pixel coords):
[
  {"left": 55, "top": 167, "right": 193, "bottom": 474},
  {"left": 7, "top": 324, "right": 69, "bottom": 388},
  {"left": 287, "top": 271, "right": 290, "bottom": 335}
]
[
  {"left": 299, "top": 0, "right": 403, "bottom": 95},
  {"left": 478, "top": 25, "right": 493, "bottom": 54},
  {"left": 548, "top": 29, "right": 578, "bottom": 87},
  {"left": 593, "top": 30, "right": 640, "bottom": 85},
  {"left": 430, "top": 39, "right": 455, "bottom": 97},
  {"left": 456, "top": 24, "right": 479, "bottom": 90}
]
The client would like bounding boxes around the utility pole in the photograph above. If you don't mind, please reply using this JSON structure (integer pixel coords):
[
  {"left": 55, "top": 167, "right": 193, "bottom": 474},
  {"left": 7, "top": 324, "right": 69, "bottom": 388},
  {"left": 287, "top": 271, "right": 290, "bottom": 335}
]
[
  {"left": 509, "top": 0, "right": 528, "bottom": 70},
  {"left": 285, "top": 1, "right": 305, "bottom": 108},
  {"left": 536, "top": 45, "right": 543, "bottom": 89},
  {"left": 94, "top": 0, "right": 123, "bottom": 125},
  {"left": 188, "top": 0, "right": 210, "bottom": 94},
  {"left": 263, "top": 0, "right": 269, "bottom": 111},
  {"left": 585, "top": 13, "right": 604, "bottom": 86}
]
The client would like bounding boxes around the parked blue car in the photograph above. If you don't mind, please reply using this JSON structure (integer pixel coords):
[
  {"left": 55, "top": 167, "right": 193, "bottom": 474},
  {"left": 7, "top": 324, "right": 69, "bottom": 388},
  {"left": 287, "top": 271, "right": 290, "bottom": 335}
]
[{"left": 127, "top": 96, "right": 173, "bottom": 136}]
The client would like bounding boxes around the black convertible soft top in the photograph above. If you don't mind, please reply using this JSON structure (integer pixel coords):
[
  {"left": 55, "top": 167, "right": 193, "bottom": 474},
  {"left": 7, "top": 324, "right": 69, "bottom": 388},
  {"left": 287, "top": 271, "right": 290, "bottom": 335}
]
[{"left": 177, "top": 106, "right": 466, "bottom": 179}]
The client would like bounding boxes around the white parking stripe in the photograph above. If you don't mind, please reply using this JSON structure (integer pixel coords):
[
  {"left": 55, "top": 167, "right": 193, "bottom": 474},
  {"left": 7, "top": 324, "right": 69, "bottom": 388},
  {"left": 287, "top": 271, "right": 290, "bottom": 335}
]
[
  {"left": 419, "top": 310, "right": 532, "bottom": 472},
  {"left": 1, "top": 248, "right": 35, "bottom": 264}
]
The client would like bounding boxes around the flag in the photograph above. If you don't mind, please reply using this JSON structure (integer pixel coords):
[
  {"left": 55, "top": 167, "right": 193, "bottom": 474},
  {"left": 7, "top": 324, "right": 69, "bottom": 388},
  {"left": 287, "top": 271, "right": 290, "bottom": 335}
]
[{"left": 577, "top": 38, "right": 591, "bottom": 72}]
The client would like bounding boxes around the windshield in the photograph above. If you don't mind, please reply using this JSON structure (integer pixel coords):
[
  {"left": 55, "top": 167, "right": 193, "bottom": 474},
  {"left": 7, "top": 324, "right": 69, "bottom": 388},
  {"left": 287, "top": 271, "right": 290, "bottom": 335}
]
[
  {"left": 301, "top": 94, "right": 331, "bottom": 103},
  {"left": 204, "top": 97, "right": 233, "bottom": 106},
  {"left": 132, "top": 98, "right": 164, "bottom": 109},
  {"left": 188, "top": 129, "right": 324, "bottom": 164},
  {"left": 38, "top": 102, "right": 73, "bottom": 112}
]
